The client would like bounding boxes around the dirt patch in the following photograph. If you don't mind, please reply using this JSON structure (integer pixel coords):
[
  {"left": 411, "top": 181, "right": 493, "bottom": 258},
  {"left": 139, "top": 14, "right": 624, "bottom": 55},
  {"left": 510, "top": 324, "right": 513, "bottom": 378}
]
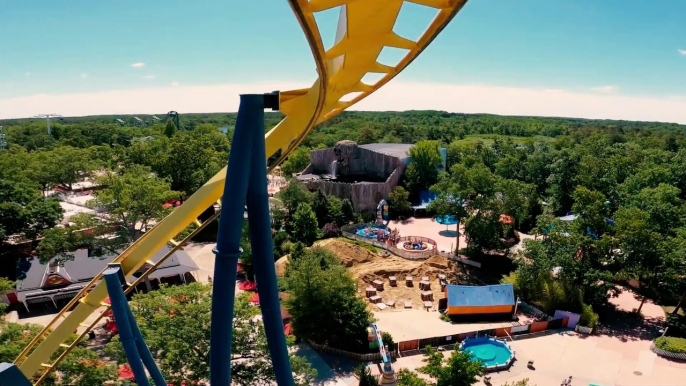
[
  {"left": 317, "top": 238, "right": 374, "bottom": 267},
  {"left": 318, "top": 239, "right": 463, "bottom": 311}
]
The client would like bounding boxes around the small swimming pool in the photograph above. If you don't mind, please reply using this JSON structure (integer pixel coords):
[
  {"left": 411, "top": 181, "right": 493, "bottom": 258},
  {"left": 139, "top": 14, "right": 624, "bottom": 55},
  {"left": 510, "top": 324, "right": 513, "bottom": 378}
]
[{"left": 460, "top": 337, "right": 514, "bottom": 370}]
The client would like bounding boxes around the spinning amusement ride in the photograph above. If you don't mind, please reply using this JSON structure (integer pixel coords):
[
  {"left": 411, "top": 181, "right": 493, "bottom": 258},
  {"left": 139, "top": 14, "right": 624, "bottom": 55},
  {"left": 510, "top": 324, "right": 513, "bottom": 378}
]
[{"left": 1, "top": 1, "right": 470, "bottom": 385}]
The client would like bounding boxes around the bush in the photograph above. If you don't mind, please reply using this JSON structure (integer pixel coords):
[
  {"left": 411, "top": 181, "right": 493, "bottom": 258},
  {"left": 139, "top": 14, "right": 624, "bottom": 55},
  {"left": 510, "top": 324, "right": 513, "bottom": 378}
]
[
  {"left": 323, "top": 222, "right": 341, "bottom": 238},
  {"left": 355, "top": 364, "right": 379, "bottom": 386},
  {"left": 654, "top": 336, "right": 686, "bottom": 354},
  {"left": 579, "top": 303, "right": 599, "bottom": 329},
  {"left": 381, "top": 331, "right": 395, "bottom": 351}
]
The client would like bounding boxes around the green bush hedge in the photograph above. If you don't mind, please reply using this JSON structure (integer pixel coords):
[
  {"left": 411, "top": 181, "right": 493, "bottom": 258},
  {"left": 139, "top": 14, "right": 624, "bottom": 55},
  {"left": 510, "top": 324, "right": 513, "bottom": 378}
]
[
  {"left": 579, "top": 303, "right": 599, "bottom": 328},
  {"left": 654, "top": 336, "right": 686, "bottom": 354}
]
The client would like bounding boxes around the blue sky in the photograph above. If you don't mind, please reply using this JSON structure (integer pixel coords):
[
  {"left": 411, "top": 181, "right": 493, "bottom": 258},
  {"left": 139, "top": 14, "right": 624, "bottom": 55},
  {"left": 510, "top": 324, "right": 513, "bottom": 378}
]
[{"left": 1, "top": 0, "right": 686, "bottom": 122}]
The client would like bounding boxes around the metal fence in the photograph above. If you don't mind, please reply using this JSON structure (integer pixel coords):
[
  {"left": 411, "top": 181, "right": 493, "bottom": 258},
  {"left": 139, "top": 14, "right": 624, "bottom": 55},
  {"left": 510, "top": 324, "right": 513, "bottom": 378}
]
[
  {"left": 519, "top": 301, "right": 553, "bottom": 321},
  {"left": 341, "top": 225, "right": 436, "bottom": 260},
  {"left": 305, "top": 339, "right": 398, "bottom": 361},
  {"left": 341, "top": 224, "right": 483, "bottom": 266}
]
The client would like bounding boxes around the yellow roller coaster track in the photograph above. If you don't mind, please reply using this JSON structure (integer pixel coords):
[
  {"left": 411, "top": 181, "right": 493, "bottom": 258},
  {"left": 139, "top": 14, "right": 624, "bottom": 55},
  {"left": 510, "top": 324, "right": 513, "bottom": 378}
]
[{"left": 15, "top": 0, "right": 469, "bottom": 383}]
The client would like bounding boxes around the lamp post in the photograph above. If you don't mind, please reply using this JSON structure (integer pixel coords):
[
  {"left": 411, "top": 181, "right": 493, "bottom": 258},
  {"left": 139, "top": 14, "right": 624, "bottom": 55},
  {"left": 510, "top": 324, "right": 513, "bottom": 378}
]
[{"left": 34, "top": 113, "right": 62, "bottom": 135}]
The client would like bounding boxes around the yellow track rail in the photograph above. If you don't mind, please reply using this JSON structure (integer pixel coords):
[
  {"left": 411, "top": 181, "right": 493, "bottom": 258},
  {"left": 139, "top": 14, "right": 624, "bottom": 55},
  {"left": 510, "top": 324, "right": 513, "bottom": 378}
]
[{"left": 15, "top": 0, "right": 469, "bottom": 382}]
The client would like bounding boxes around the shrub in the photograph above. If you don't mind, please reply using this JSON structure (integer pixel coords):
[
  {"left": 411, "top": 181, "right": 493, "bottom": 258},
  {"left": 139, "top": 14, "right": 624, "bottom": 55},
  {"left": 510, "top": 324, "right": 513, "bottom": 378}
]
[
  {"left": 579, "top": 303, "right": 599, "bottom": 329},
  {"left": 323, "top": 222, "right": 341, "bottom": 238},
  {"left": 654, "top": 336, "right": 686, "bottom": 354},
  {"left": 355, "top": 364, "right": 379, "bottom": 386},
  {"left": 381, "top": 331, "right": 395, "bottom": 351}
]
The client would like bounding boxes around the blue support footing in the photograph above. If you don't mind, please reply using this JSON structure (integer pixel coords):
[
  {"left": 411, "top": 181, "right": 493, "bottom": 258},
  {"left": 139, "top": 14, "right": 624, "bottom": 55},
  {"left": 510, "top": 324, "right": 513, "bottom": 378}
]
[
  {"left": 210, "top": 93, "right": 294, "bottom": 386},
  {"left": 103, "top": 265, "right": 166, "bottom": 386},
  {"left": 0, "top": 363, "right": 32, "bottom": 386}
]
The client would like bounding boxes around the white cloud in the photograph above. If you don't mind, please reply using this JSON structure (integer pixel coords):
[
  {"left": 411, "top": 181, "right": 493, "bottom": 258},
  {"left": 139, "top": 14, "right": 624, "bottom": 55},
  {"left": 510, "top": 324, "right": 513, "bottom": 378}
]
[
  {"left": 80, "top": 74, "right": 88, "bottom": 78},
  {"left": 131, "top": 62, "right": 145, "bottom": 68},
  {"left": 679, "top": 49, "right": 686, "bottom": 56},
  {"left": 1, "top": 81, "right": 686, "bottom": 124},
  {"left": 171, "top": 82, "right": 179, "bottom": 87},
  {"left": 143, "top": 75, "right": 155, "bottom": 80},
  {"left": 25, "top": 72, "right": 30, "bottom": 77},
  {"left": 590, "top": 85, "right": 618, "bottom": 93}
]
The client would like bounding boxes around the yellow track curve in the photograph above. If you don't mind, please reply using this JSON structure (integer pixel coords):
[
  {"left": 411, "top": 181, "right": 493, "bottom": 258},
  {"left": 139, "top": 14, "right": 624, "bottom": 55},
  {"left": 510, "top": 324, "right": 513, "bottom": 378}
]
[{"left": 15, "top": 0, "right": 469, "bottom": 382}]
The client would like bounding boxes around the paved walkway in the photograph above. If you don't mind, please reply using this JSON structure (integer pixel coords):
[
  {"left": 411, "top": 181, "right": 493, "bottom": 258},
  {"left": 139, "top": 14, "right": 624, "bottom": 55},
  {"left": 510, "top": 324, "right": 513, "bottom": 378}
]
[
  {"left": 388, "top": 218, "right": 465, "bottom": 254},
  {"left": 373, "top": 308, "right": 534, "bottom": 341},
  {"left": 383, "top": 330, "right": 686, "bottom": 386}
]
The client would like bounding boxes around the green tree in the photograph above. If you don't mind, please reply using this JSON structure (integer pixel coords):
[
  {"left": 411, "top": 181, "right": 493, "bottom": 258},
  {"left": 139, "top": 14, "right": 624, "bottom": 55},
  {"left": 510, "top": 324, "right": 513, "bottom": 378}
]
[
  {"left": 418, "top": 347, "right": 484, "bottom": 386},
  {"left": 277, "top": 181, "right": 312, "bottom": 218},
  {"left": 312, "top": 189, "right": 330, "bottom": 227},
  {"left": 357, "top": 126, "right": 377, "bottom": 145},
  {"left": 90, "top": 165, "right": 179, "bottom": 240},
  {"left": 0, "top": 278, "right": 15, "bottom": 317},
  {"left": 387, "top": 186, "right": 412, "bottom": 219},
  {"left": 285, "top": 247, "right": 372, "bottom": 351},
  {"left": 37, "top": 166, "right": 178, "bottom": 263},
  {"left": 0, "top": 178, "right": 62, "bottom": 245},
  {"left": 0, "top": 322, "right": 117, "bottom": 385},
  {"left": 356, "top": 364, "right": 379, "bottom": 386},
  {"left": 57, "top": 346, "right": 119, "bottom": 386},
  {"left": 292, "top": 203, "right": 321, "bottom": 245},
  {"left": 164, "top": 120, "right": 177, "bottom": 138},
  {"left": 546, "top": 149, "right": 579, "bottom": 215},
  {"left": 104, "top": 283, "right": 316, "bottom": 386},
  {"left": 152, "top": 131, "right": 229, "bottom": 196},
  {"left": 341, "top": 198, "right": 357, "bottom": 224},
  {"left": 405, "top": 140, "right": 443, "bottom": 195},
  {"left": 281, "top": 146, "right": 311, "bottom": 177},
  {"left": 45, "top": 146, "right": 96, "bottom": 190},
  {"left": 396, "top": 368, "right": 430, "bottom": 386},
  {"left": 327, "top": 196, "right": 346, "bottom": 226}
]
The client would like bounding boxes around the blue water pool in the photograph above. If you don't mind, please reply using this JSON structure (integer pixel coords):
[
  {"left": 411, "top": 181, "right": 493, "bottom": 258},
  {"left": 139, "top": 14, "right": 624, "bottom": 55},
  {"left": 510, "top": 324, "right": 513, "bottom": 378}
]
[
  {"left": 355, "top": 224, "right": 388, "bottom": 239},
  {"left": 460, "top": 337, "right": 514, "bottom": 370}
]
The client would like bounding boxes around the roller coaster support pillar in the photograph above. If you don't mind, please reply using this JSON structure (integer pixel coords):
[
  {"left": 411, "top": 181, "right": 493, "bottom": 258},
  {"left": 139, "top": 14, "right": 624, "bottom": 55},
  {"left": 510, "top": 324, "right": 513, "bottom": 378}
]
[
  {"left": 0, "top": 363, "right": 31, "bottom": 386},
  {"left": 211, "top": 93, "right": 294, "bottom": 386},
  {"left": 103, "top": 264, "right": 166, "bottom": 386}
]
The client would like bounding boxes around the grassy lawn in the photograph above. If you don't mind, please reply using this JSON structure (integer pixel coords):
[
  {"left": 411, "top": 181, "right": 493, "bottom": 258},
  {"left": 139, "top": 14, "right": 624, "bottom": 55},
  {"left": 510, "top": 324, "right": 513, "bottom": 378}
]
[
  {"left": 336, "top": 237, "right": 382, "bottom": 253},
  {"left": 451, "top": 134, "right": 554, "bottom": 146},
  {"left": 661, "top": 305, "right": 685, "bottom": 316}
]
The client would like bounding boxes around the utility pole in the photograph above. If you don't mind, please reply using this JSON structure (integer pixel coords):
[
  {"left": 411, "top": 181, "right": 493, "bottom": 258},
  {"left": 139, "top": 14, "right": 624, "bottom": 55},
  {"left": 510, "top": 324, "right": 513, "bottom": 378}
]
[
  {"left": 0, "top": 125, "right": 7, "bottom": 150},
  {"left": 34, "top": 113, "right": 62, "bottom": 135}
]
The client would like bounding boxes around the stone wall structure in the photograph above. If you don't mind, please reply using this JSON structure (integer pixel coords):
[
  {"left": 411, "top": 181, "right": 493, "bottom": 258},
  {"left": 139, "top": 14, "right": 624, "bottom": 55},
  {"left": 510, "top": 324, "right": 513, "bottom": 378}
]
[{"left": 298, "top": 141, "right": 407, "bottom": 211}]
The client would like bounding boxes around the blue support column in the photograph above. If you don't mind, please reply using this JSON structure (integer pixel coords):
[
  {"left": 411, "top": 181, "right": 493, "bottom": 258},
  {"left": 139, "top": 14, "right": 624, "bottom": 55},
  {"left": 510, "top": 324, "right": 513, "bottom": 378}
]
[
  {"left": 0, "top": 363, "right": 32, "bottom": 386},
  {"left": 246, "top": 96, "right": 294, "bottom": 386},
  {"left": 103, "top": 267, "right": 150, "bottom": 386},
  {"left": 210, "top": 94, "right": 264, "bottom": 385},
  {"left": 104, "top": 264, "right": 167, "bottom": 386},
  {"left": 211, "top": 93, "right": 294, "bottom": 386}
]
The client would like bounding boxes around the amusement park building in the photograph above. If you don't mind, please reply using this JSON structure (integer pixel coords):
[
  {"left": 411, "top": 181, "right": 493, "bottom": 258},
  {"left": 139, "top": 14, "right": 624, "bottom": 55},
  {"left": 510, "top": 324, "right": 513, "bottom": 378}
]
[
  {"left": 14, "top": 246, "right": 199, "bottom": 313},
  {"left": 296, "top": 142, "right": 446, "bottom": 211},
  {"left": 444, "top": 283, "right": 515, "bottom": 320}
]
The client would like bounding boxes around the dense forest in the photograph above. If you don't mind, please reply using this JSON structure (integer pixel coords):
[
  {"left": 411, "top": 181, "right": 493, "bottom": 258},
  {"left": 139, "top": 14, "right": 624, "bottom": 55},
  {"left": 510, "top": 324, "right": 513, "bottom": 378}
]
[{"left": 2, "top": 110, "right": 686, "bottom": 341}]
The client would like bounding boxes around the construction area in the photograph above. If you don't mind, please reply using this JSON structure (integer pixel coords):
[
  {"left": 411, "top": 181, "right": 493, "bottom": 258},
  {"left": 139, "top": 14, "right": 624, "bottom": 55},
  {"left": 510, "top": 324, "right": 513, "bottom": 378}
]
[{"left": 315, "top": 239, "right": 459, "bottom": 312}]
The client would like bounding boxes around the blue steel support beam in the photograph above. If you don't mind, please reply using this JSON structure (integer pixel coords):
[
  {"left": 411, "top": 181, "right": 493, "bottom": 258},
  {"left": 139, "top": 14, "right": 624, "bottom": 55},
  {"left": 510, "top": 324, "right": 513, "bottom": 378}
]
[
  {"left": 0, "top": 363, "right": 32, "bottom": 386},
  {"left": 247, "top": 94, "right": 294, "bottom": 386},
  {"left": 126, "top": 305, "right": 167, "bottom": 386},
  {"left": 103, "top": 267, "right": 150, "bottom": 386},
  {"left": 210, "top": 94, "right": 264, "bottom": 385}
]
